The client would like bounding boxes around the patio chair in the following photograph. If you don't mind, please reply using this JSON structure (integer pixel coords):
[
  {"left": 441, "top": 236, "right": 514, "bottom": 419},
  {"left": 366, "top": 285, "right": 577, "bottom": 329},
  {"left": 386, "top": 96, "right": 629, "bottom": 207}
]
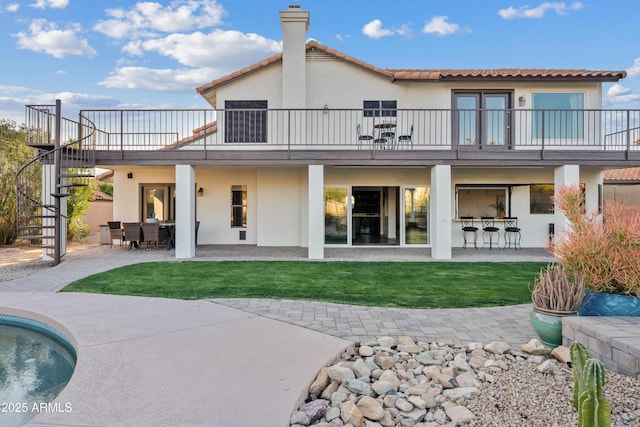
[
  {"left": 356, "top": 124, "right": 373, "bottom": 149},
  {"left": 503, "top": 217, "right": 522, "bottom": 249},
  {"left": 481, "top": 217, "right": 500, "bottom": 250},
  {"left": 122, "top": 222, "right": 142, "bottom": 250},
  {"left": 460, "top": 216, "right": 478, "bottom": 249},
  {"left": 141, "top": 222, "right": 161, "bottom": 249},
  {"left": 107, "top": 221, "right": 123, "bottom": 248},
  {"left": 398, "top": 124, "right": 413, "bottom": 149}
]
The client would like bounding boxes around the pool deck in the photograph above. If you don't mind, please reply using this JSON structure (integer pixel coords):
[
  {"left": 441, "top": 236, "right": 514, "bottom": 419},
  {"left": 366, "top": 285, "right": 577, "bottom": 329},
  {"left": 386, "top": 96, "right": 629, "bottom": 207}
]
[{"left": 1, "top": 243, "right": 555, "bottom": 426}]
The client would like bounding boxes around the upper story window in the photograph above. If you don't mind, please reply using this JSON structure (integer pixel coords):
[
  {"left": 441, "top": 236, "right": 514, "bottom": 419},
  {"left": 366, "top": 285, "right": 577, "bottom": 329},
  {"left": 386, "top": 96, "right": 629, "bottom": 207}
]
[
  {"left": 532, "top": 93, "right": 584, "bottom": 139},
  {"left": 363, "top": 100, "right": 397, "bottom": 117},
  {"left": 225, "top": 100, "right": 267, "bottom": 143}
]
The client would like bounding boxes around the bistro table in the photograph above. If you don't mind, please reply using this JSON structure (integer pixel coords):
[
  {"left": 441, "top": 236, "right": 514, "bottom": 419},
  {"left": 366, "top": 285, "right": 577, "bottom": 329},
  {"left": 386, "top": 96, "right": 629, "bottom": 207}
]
[{"left": 374, "top": 122, "right": 396, "bottom": 149}]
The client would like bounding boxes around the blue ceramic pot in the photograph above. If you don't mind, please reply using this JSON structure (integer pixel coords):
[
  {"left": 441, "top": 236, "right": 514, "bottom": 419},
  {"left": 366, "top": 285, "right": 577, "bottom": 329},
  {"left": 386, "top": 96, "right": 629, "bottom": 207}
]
[
  {"left": 530, "top": 307, "right": 577, "bottom": 347},
  {"left": 579, "top": 290, "right": 640, "bottom": 316}
]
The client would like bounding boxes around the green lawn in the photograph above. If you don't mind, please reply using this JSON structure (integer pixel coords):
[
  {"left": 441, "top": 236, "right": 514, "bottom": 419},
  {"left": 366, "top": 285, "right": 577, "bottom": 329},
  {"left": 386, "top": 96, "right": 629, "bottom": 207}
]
[{"left": 62, "top": 261, "right": 546, "bottom": 309}]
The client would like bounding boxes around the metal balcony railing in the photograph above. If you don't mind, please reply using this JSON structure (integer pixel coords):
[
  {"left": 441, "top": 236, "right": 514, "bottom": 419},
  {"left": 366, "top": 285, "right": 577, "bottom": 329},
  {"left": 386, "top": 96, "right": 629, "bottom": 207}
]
[{"left": 72, "top": 108, "right": 640, "bottom": 153}]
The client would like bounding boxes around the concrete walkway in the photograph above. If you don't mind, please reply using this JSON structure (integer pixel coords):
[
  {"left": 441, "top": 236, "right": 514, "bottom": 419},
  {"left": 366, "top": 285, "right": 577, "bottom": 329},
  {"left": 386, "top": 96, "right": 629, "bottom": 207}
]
[{"left": 0, "top": 243, "right": 551, "bottom": 426}]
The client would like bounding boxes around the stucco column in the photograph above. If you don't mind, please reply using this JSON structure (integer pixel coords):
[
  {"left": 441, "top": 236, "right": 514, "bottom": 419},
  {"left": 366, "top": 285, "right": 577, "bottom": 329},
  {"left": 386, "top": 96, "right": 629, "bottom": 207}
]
[
  {"left": 175, "top": 165, "right": 195, "bottom": 259},
  {"left": 308, "top": 165, "right": 324, "bottom": 259},
  {"left": 553, "top": 165, "right": 580, "bottom": 239},
  {"left": 431, "top": 165, "right": 452, "bottom": 260}
]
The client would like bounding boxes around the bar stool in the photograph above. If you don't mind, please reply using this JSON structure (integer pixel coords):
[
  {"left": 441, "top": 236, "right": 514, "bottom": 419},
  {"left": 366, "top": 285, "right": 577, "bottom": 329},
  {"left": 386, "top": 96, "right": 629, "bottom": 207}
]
[
  {"left": 460, "top": 216, "right": 478, "bottom": 249},
  {"left": 503, "top": 217, "right": 522, "bottom": 249},
  {"left": 481, "top": 217, "right": 500, "bottom": 250}
]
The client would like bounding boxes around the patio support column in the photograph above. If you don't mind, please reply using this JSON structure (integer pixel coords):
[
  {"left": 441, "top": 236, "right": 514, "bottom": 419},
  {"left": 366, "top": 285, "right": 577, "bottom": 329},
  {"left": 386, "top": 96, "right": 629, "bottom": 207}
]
[
  {"left": 175, "top": 165, "right": 196, "bottom": 259},
  {"left": 431, "top": 165, "right": 452, "bottom": 260},
  {"left": 553, "top": 165, "right": 580, "bottom": 243},
  {"left": 308, "top": 165, "right": 324, "bottom": 260}
]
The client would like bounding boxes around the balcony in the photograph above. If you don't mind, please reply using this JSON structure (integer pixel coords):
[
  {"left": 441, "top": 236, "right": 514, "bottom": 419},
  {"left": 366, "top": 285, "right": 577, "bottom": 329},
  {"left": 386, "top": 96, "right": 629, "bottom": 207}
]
[{"left": 30, "top": 106, "right": 640, "bottom": 166}]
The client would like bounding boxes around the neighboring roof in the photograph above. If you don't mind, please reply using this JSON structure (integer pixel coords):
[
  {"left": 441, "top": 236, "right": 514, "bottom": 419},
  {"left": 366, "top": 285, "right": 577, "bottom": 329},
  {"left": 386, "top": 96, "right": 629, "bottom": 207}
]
[
  {"left": 95, "top": 170, "right": 114, "bottom": 181},
  {"left": 196, "top": 40, "right": 627, "bottom": 98},
  {"left": 161, "top": 121, "right": 218, "bottom": 150},
  {"left": 604, "top": 167, "right": 640, "bottom": 183},
  {"left": 92, "top": 189, "right": 113, "bottom": 202}
]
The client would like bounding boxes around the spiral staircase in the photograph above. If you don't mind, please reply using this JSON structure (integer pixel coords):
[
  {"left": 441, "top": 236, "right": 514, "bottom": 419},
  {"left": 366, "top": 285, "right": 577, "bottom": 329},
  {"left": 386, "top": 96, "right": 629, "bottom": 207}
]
[{"left": 15, "top": 100, "right": 96, "bottom": 265}]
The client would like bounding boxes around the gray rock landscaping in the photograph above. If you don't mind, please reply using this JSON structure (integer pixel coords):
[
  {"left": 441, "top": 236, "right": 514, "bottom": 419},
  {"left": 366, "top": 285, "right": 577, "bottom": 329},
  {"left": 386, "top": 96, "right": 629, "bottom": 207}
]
[{"left": 291, "top": 337, "right": 640, "bottom": 427}]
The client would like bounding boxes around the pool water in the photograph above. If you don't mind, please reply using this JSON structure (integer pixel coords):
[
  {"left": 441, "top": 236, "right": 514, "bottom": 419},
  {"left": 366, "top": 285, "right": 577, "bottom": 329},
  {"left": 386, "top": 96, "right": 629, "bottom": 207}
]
[{"left": 0, "top": 315, "right": 76, "bottom": 426}]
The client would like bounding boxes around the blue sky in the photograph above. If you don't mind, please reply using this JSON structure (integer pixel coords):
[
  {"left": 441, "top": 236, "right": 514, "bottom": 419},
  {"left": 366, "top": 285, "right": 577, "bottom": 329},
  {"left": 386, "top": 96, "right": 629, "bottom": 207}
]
[{"left": 1, "top": 0, "right": 639, "bottom": 125}]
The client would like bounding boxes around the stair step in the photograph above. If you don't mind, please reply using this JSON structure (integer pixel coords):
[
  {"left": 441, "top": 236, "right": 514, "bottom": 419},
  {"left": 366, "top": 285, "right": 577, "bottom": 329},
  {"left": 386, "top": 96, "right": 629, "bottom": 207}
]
[
  {"left": 58, "top": 183, "right": 89, "bottom": 188},
  {"left": 51, "top": 193, "right": 70, "bottom": 198},
  {"left": 60, "top": 174, "right": 94, "bottom": 179},
  {"left": 19, "top": 235, "right": 56, "bottom": 240},
  {"left": 28, "top": 244, "right": 56, "bottom": 249}
]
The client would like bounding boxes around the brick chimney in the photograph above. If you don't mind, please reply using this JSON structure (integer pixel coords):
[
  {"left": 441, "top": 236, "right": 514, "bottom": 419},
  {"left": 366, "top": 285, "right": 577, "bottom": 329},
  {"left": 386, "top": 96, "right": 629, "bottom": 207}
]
[{"left": 280, "top": 5, "right": 309, "bottom": 108}]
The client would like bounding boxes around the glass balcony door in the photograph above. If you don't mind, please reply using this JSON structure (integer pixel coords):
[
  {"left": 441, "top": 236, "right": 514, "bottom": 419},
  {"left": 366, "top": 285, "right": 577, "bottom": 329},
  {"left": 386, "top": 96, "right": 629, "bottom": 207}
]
[{"left": 454, "top": 92, "right": 512, "bottom": 148}]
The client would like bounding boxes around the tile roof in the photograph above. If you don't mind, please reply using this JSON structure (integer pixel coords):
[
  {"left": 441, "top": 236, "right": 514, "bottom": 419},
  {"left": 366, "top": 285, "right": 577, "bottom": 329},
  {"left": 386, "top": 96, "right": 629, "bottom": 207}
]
[
  {"left": 196, "top": 40, "right": 626, "bottom": 98},
  {"left": 92, "top": 189, "right": 113, "bottom": 202},
  {"left": 604, "top": 167, "right": 640, "bottom": 182}
]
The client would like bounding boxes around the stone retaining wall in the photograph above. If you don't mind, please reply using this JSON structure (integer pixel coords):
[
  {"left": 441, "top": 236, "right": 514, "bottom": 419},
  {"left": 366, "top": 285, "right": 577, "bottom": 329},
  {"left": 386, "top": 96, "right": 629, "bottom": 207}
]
[{"left": 562, "top": 316, "right": 640, "bottom": 380}]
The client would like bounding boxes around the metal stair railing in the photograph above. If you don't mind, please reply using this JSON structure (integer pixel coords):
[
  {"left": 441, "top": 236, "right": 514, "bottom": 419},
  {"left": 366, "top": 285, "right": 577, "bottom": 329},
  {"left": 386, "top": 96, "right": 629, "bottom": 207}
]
[{"left": 15, "top": 100, "right": 96, "bottom": 265}]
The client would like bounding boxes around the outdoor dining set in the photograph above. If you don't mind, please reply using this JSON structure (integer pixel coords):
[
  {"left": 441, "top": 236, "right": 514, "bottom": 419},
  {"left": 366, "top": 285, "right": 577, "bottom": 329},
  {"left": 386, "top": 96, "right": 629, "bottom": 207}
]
[
  {"left": 107, "top": 220, "right": 175, "bottom": 251},
  {"left": 356, "top": 123, "right": 414, "bottom": 150}
]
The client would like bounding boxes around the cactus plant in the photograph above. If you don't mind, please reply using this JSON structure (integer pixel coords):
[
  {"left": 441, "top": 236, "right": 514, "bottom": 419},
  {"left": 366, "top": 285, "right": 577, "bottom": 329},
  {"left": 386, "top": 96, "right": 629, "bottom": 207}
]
[
  {"left": 570, "top": 341, "right": 590, "bottom": 408},
  {"left": 570, "top": 341, "right": 612, "bottom": 427},
  {"left": 577, "top": 358, "right": 611, "bottom": 427}
]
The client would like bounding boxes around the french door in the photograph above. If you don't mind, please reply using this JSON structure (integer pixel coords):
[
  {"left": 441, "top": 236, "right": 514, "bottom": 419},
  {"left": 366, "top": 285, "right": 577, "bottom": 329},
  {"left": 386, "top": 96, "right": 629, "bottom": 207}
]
[{"left": 453, "top": 92, "right": 512, "bottom": 148}]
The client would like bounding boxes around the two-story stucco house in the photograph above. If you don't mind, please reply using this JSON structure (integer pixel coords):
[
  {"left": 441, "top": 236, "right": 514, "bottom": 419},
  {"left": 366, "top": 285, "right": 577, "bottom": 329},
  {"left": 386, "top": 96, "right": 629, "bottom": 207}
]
[{"left": 18, "top": 6, "right": 639, "bottom": 262}]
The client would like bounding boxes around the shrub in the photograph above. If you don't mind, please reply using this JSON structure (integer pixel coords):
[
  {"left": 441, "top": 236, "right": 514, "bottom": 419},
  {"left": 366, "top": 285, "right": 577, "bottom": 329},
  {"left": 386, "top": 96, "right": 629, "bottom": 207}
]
[{"left": 552, "top": 184, "right": 640, "bottom": 297}]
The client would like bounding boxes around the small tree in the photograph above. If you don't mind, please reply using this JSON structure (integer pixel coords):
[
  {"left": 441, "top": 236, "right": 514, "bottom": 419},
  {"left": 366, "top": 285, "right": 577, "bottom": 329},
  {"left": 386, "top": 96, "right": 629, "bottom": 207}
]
[
  {"left": 553, "top": 184, "right": 640, "bottom": 296},
  {"left": 0, "top": 120, "right": 37, "bottom": 245}
]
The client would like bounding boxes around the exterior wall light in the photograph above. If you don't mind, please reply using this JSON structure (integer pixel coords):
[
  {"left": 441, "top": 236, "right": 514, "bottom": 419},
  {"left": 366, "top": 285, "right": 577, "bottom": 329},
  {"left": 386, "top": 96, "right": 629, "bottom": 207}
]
[
  {"left": 127, "top": 172, "right": 133, "bottom": 179},
  {"left": 197, "top": 187, "right": 204, "bottom": 197}
]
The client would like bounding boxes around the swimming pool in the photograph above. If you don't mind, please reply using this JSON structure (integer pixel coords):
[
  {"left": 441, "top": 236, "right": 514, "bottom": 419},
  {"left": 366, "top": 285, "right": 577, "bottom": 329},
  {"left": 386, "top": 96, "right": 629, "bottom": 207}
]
[{"left": 0, "top": 314, "right": 76, "bottom": 426}]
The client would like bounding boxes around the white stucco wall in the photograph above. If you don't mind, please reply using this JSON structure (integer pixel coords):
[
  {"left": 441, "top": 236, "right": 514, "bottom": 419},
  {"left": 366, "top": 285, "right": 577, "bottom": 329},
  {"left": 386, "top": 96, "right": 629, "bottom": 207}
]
[
  {"left": 256, "top": 167, "right": 306, "bottom": 246},
  {"left": 194, "top": 167, "right": 257, "bottom": 245},
  {"left": 112, "top": 166, "right": 175, "bottom": 223}
]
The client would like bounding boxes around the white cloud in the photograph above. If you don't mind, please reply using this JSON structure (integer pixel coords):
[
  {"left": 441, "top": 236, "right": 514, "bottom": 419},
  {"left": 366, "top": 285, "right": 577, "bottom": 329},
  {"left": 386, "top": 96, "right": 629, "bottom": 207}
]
[
  {"left": 14, "top": 19, "right": 97, "bottom": 58},
  {"left": 126, "top": 29, "right": 281, "bottom": 69},
  {"left": 627, "top": 58, "right": 640, "bottom": 78},
  {"left": 6, "top": 3, "right": 19, "bottom": 12},
  {"left": 98, "top": 66, "right": 215, "bottom": 92},
  {"left": 499, "top": 2, "right": 583, "bottom": 19},
  {"left": 396, "top": 24, "right": 413, "bottom": 38},
  {"left": 362, "top": 19, "right": 394, "bottom": 39},
  {"left": 94, "top": 0, "right": 224, "bottom": 39},
  {"left": 422, "top": 16, "right": 462, "bottom": 36},
  {"left": 0, "top": 87, "right": 120, "bottom": 125},
  {"left": 31, "top": 0, "right": 68, "bottom": 9},
  {"left": 607, "top": 83, "right": 631, "bottom": 97}
]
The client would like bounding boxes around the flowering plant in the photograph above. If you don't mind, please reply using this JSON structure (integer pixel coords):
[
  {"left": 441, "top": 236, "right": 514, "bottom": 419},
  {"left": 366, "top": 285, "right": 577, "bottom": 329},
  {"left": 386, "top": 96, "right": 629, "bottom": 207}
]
[{"left": 552, "top": 184, "right": 640, "bottom": 296}]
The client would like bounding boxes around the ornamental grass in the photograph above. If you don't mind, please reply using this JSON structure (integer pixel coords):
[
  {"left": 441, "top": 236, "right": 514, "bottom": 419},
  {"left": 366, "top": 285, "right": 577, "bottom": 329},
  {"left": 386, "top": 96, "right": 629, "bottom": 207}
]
[
  {"left": 530, "top": 263, "right": 586, "bottom": 312},
  {"left": 552, "top": 184, "right": 640, "bottom": 297}
]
